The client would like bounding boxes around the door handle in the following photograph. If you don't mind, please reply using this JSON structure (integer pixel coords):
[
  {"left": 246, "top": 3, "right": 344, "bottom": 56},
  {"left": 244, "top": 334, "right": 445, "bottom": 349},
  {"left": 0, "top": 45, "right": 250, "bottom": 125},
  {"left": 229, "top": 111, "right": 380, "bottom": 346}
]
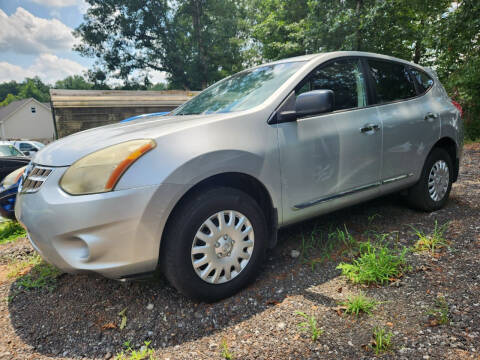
[
  {"left": 424, "top": 112, "right": 439, "bottom": 122},
  {"left": 360, "top": 124, "right": 380, "bottom": 134}
]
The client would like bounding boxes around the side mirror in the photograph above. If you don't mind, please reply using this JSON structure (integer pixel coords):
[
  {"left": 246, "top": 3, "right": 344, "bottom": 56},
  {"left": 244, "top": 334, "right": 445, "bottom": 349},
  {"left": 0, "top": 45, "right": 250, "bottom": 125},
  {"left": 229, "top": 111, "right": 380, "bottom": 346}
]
[
  {"left": 295, "top": 90, "right": 334, "bottom": 118},
  {"left": 23, "top": 151, "right": 30, "bottom": 156}
]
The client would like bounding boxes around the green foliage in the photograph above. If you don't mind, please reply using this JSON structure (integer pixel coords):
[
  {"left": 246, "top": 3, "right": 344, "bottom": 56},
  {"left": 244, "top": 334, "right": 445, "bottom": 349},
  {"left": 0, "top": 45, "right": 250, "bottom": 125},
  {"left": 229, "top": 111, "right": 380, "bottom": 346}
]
[
  {"left": 295, "top": 311, "right": 323, "bottom": 341},
  {"left": 412, "top": 221, "right": 449, "bottom": 254},
  {"left": 0, "top": 93, "right": 19, "bottom": 107},
  {"left": 13, "top": 256, "right": 62, "bottom": 291},
  {"left": 372, "top": 326, "right": 393, "bottom": 354},
  {"left": 337, "top": 242, "right": 407, "bottom": 285},
  {"left": 0, "top": 221, "right": 26, "bottom": 244},
  {"left": 341, "top": 293, "right": 377, "bottom": 316},
  {"left": 221, "top": 340, "right": 234, "bottom": 360},
  {"left": 427, "top": 296, "right": 450, "bottom": 325},
  {"left": 115, "top": 341, "right": 155, "bottom": 360},
  {"left": 0, "top": 77, "right": 50, "bottom": 105},
  {"left": 75, "top": 0, "right": 247, "bottom": 90},
  {"left": 54, "top": 75, "right": 93, "bottom": 90}
]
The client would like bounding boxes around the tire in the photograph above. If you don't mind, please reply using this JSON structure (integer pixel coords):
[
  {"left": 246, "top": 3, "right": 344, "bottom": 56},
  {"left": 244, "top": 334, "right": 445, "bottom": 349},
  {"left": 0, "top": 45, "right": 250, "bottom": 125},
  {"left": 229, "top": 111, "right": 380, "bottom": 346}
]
[
  {"left": 160, "top": 187, "right": 268, "bottom": 302},
  {"left": 406, "top": 148, "right": 453, "bottom": 212}
]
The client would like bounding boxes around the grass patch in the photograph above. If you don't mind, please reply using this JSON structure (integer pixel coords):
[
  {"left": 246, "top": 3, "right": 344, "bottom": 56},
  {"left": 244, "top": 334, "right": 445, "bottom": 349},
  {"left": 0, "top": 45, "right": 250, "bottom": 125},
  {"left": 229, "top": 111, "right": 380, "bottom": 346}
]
[
  {"left": 115, "top": 341, "right": 154, "bottom": 360},
  {"left": 295, "top": 311, "right": 323, "bottom": 341},
  {"left": 427, "top": 296, "right": 450, "bottom": 325},
  {"left": 340, "top": 293, "right": 377, "bottom": 316},
  {"left": 0, "top": 221, "right": 26, "bottom": 244},
  {"left": 412, "top": 221, "right": 449, "bottom": 254},
  {"left": 300, "top": 224, "right": 364, "bottom": 270},
  {"left": 371, "top": 326, "right": 393, "bottom": 354},
  {"left": 220, "top": 340, "right": 234, "bottom": 360},
  {"left": 336, "top": 241, "right": 407, "bottom": 285},
  {"left": 8, "top": 254, "right": 61, "bottom": 291}
]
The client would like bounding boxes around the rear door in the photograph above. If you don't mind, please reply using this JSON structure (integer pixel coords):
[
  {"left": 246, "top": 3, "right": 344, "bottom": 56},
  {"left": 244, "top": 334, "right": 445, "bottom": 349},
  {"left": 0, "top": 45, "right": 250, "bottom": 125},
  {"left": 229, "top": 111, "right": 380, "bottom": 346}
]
[
  {"left": 278, "top": 58, "right": 382, "bottom": 221},
  {"left": 365, "top": 59, "right": 440, "bottom": 184}
]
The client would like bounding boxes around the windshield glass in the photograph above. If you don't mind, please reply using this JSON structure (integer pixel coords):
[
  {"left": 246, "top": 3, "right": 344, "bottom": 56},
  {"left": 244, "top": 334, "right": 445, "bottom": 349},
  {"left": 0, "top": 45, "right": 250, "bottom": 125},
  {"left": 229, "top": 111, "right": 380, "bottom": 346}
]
[
  {"left": 0, "top": 145, "right": 24, "bottom": 157},
  {"left": 174, "top": 61, "right": 306, "bottom": 115},
  {"left": 31, "top": 141, "right": 45, "bottom": 149}
]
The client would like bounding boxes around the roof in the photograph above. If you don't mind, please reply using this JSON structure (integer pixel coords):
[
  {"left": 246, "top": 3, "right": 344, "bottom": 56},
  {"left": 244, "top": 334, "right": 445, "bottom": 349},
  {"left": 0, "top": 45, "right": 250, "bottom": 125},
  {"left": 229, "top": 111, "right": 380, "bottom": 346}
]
[
  {"left": 0, "top": 98, "right": 31, "bottom": 121},
  {"left": 50, "top": 89, "right": 199, "bottom": 108}
]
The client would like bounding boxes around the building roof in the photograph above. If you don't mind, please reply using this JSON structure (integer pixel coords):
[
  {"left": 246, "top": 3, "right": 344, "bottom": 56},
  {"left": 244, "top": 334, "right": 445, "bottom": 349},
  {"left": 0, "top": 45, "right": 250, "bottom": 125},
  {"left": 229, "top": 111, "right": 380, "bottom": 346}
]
[
  {"left": 0, "top": 98, "right": 32, "bottom": 121},
  {"left": 50, "top": 89, "right": 199, "bottom": 108}
]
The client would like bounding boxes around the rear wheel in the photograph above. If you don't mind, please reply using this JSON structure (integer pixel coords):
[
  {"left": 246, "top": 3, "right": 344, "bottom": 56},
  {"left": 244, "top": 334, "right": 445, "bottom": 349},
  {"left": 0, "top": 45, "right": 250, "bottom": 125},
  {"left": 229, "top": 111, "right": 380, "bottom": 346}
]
[
  {"left": 161, "top": 187, "right": 268, "bottom": 302},
  {"left": 406, "top": 148, "right": 453, "bottom": 212}
]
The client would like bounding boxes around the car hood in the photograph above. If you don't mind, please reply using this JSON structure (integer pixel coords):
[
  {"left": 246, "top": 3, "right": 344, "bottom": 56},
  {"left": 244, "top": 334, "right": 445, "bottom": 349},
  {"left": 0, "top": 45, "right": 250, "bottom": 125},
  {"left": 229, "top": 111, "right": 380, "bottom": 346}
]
[{"left": 34, "top": 113, "right": 238, "bottom": 166}]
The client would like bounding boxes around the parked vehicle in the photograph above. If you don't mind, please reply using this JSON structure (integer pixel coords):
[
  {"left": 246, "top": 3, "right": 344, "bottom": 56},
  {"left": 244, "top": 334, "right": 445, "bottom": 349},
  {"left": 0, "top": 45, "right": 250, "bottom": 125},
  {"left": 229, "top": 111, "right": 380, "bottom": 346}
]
[
  {"left": 0, "top": 166, "right": 25, "bottom": 219},
  {"left": 0, "top": 142, "right": 30, "bottom": 181},
  {"left": 16, "top": 52, "right": 463, "bottom": 301},
  {"left": 11, "top": 140, "right": 45, "bottom": 156}
]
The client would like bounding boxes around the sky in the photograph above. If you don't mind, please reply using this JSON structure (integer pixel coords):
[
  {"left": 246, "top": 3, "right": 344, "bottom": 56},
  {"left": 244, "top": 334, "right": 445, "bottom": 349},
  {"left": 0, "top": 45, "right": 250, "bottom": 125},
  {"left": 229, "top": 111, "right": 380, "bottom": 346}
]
[{"left": 0, "top": 0, "right": 166, "bottom": 85}]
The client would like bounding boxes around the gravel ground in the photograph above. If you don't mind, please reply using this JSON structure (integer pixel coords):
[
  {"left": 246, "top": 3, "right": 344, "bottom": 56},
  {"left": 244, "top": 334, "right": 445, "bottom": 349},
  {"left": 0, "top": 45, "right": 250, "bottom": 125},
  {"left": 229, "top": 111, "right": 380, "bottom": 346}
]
[{"left": 0, "top": 143, "right": 479, "bottom": 360}]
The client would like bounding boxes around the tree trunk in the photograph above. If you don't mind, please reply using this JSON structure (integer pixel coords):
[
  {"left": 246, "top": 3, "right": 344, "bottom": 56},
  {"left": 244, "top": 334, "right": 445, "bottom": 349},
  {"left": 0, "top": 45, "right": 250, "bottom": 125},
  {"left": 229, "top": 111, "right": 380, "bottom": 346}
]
[
  {"left": 355, "top": 0, "right": 363, "bottom": 51},
  {"left": 191, "top": 0, "right": 208, "bottom": 89}
]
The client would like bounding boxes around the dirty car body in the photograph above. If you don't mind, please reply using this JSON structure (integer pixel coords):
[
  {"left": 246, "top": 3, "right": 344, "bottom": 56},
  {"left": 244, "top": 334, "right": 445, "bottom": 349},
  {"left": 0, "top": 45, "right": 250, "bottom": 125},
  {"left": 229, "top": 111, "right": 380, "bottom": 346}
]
[{"left": 16, "top": 51, "right": 463, "bottom": 301}]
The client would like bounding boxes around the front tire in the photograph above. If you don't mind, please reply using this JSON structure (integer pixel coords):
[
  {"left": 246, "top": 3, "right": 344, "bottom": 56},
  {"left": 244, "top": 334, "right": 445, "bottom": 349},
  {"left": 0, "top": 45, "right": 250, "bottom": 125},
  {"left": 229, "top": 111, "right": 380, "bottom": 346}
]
[
  {"left": 161, "top": 187, "right": 268, "bottom": 302},
  {"left": 406, "top": 148, "right": 453, "bottom": 212}
]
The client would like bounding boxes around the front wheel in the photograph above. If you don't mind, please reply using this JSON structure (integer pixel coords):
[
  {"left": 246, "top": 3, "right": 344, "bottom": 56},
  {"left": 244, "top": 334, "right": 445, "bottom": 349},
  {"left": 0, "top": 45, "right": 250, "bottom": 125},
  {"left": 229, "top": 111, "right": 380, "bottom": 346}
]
[
  {"left": 406, "top": 148, "right": 453, "bottom": 212},
  {"left": 161, "top": 187, "right": 268, "bottom": 302}
]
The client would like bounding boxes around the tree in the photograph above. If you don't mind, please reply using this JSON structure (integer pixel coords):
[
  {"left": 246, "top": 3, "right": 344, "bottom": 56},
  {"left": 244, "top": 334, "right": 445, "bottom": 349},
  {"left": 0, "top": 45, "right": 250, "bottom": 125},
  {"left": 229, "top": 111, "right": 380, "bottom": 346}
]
[
  {"left": 74, "top": 0, "right": 246, "bottom": 90},
  {"left": 0, "top": 93, "right": 19, "bottom": 107},
  {"left": 434, "top": 0, "right": 480, "bottom": 139},
  {"left": 54, "top": 75, "right": 93, "bottom": 90}
]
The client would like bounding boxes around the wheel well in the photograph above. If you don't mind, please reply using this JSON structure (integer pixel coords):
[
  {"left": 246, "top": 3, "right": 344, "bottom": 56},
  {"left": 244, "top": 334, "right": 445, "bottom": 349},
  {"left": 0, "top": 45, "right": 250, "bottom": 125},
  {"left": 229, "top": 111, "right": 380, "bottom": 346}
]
[
  {"left": 433, "top": 137, "right": 458, "bottom": 182},
  {"left": 161, "top": 172, "right": 277, "bottom": 254}
]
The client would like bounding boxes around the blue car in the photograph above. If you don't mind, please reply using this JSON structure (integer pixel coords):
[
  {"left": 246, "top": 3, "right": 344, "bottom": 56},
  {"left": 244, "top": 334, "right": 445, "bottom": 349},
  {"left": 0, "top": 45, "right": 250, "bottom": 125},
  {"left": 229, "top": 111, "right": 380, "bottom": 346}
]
[{"left": 0, "top": 166, "right": 26, "bottom": 220}]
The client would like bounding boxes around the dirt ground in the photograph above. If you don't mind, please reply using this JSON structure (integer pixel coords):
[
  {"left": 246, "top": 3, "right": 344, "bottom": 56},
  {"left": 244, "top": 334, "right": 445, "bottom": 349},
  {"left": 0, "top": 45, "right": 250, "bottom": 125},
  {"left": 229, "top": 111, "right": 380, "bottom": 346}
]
[{"left": 0, "top": 143, "right": 479, "bottom": 360}]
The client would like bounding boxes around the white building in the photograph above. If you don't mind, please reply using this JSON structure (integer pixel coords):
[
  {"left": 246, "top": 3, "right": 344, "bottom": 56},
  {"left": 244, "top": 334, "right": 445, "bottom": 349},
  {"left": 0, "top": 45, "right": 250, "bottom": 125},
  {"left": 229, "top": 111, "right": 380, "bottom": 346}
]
[{"left": 0, "top": 98, "right": 55, "bottom": 142}]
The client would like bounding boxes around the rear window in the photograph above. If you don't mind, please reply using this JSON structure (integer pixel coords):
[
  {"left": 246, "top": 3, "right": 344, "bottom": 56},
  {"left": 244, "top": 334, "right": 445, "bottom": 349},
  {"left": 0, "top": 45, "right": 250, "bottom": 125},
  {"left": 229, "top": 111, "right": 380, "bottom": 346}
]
[
  {"left": 410, "top": 67, "right": 434, "bottom": 94},
  {"left": 367, "top": 59, "right": 417, "bottom": 104}
]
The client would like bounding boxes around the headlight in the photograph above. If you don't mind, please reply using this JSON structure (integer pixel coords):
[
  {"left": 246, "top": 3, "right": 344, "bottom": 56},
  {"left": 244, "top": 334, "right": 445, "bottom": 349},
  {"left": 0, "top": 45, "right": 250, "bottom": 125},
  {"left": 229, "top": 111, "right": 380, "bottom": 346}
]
[
  {"left": 2, "top": 166, "right": 26, "bottom": 189},
  {"left": 60, "top": 139, "right": 156, "bottom": 195}
]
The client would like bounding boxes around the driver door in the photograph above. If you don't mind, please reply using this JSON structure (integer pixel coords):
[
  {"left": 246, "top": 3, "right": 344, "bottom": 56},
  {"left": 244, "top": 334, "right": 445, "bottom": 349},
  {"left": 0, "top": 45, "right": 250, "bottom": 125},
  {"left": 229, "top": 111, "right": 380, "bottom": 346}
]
[{"left": 277, "top": 58, "right": 383, "bottom": 223}]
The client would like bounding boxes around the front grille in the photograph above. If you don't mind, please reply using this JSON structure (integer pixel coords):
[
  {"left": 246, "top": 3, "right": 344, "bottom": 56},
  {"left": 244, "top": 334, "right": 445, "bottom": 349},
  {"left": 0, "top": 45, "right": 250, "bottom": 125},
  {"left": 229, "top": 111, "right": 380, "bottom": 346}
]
[{"left": 21, "top": 165, "right": 53, "bottom": 193}]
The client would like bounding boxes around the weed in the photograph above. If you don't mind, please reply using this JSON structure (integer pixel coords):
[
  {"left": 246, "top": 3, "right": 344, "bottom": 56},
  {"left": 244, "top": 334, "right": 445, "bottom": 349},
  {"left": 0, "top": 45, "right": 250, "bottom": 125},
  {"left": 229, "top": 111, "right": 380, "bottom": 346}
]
[
  {"left": 7, "top": 254, "right": 42, "bottom": 278},
  {"left": 221, "top": 340, "right": 234, "bottom": 360},
  {"left": 337, "top": 242, "right": 407, "bottom": 285},
  {"left": 341, "top": 293, "right": 377, "bottom": 316},
  {"left": 0, "top": 221, "right": 26, "bottom": 244},
  {"left": 295, "top": 311, "right": 323, "bottom": 341},
  {"left": 412, "top": 221, "right": 449, "bottom": 254},
  {"left": 301, "top": 224, "right": 364, "bottom": 270},
  {"left": 372, "top": 326, "right": 393, "bottom": 354},
  {"left": 8, "top": 254, "right": 61, "bottom": 291},
  {"left": 427, "top": 296, "right": 450, "bottom": 325},
  {"left": 115, "top": 341, "right": 154, "bottom": 360}
]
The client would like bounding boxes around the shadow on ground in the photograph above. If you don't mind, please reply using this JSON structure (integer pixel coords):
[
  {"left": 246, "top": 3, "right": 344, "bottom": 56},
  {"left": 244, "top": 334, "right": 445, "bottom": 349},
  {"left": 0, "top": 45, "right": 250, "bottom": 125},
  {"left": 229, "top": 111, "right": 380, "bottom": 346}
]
[{"left": 7, "top": 193, "right": 469, "bottom": 358}]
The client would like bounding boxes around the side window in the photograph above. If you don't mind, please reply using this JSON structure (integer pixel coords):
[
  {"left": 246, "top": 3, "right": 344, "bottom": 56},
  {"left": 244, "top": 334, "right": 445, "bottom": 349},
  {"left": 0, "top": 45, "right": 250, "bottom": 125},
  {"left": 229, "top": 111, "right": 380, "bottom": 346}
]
[
  {"left": 409, "top": 68, "right": 434, "bottom": 94},
  {"left": 20, "top": 143, "right": 33, "bottom": 151},
  {"left": 296, "top": 59, "right": 367, "bottom": 111},
  {"left": 367, "top": 60, "right": 416, "bottom": 103}
]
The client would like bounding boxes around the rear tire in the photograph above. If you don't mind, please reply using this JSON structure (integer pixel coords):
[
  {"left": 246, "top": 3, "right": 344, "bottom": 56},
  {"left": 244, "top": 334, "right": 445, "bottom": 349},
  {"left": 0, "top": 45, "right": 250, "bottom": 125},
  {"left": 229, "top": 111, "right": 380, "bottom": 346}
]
[
  {"left": 406, "top": 148, "right": 453, "bottom": 212},
  {"left": 161, "top": 187, "right": 268, "bottom": 302}
]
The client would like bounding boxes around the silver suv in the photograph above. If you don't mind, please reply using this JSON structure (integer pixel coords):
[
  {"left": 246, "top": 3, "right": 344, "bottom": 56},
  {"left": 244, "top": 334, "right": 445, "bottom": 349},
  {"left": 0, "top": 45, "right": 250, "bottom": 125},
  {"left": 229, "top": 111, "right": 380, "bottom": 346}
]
[{"left": 16, "top": 51, "right": 463, "bottom": 301}]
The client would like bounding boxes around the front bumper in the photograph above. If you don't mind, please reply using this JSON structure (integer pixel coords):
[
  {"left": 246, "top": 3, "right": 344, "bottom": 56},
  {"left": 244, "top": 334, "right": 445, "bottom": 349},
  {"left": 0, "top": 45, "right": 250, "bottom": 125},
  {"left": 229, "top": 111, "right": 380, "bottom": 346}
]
[{"left": 15, "top": 167, "right": 167, "bottom": 279}]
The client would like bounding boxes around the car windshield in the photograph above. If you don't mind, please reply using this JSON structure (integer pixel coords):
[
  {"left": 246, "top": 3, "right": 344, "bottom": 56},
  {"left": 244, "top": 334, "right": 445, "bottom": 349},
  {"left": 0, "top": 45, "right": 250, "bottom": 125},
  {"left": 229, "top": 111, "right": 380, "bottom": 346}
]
[
  {"left": 0, "top": 145, "right": 24, "bottom": 157},
  {"left": 174, "top": 61, "right": 306, "bottom": 115},
  {"left": 31, "top": 141, "right": 45, "bottom": 149}
]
